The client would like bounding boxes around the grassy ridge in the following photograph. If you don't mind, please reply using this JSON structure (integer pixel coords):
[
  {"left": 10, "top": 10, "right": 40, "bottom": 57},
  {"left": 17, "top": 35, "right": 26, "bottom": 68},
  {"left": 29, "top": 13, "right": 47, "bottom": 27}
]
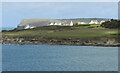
[{"left": 2, "top": 25, "right": 118, "bottom": 41}]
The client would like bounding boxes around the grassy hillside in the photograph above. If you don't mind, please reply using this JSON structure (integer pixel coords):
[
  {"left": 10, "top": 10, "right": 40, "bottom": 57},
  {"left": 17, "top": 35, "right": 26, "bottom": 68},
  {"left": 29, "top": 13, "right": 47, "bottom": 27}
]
[{"left": 2, "top": 24, "right": 118, "bottom": 40}]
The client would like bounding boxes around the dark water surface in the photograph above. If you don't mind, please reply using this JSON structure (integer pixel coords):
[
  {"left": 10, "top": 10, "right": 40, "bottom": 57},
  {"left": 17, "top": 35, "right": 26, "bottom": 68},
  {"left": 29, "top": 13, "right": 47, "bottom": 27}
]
[{"left": 2, "top": 44, "right": 118, "bottom": 71}]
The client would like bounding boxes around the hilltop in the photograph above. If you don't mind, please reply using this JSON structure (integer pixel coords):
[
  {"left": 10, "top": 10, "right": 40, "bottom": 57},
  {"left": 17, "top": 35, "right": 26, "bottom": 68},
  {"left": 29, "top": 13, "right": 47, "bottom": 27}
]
[{"left": 17, "top": 18, "right": 109, "bottom": 29}]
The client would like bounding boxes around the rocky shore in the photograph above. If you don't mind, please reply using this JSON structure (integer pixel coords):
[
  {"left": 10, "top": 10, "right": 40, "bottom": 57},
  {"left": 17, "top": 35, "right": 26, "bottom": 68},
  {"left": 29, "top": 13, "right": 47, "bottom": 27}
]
[{"left": 2, "top": 37, "right": 120, "bottom": 47}]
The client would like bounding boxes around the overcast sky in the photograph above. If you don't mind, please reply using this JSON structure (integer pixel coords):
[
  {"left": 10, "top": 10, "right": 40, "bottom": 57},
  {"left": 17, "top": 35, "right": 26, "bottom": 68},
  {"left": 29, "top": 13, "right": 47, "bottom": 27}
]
[{"left": 2, "top": 2, "right": 118, "bottom": 27}]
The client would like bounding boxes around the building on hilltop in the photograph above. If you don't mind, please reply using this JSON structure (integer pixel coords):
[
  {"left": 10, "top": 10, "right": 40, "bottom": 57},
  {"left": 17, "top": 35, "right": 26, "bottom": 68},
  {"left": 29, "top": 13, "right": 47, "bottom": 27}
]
[
  {"left": 70, "top": 21, "right": 73, "bottom": 26},
  {"left": 54, "top": 23, "right": 58, "bottom": 25},
  {"left": 50, "top": 23, "right": 54, "bottom": 25},
  {"left": 25, "top": 24, "right": 30, "bottom": 29},
  {"left": 77, "top": 22, "right": 88, "bottom": 24},
  {"left": 58, "top": 23, "right": 62, "bottom": 25},
  {"left": 89, "top": 20, "right": 99, "bottom": 24},
  {"left": 49, "top": 21, "right": 73, "bottom": 26},
  {"left": 24, "top": 24, "right": 35, "bottom": 29},
  {"left": 100, "top": 20, "right": 105, "bottom": 24}
]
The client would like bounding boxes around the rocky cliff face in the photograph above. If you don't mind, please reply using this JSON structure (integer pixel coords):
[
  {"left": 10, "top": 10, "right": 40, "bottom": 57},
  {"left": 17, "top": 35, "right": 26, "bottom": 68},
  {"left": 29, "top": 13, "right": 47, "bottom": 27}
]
[{"left": 17, "top": 18, "right": 109, "bottom": 29}]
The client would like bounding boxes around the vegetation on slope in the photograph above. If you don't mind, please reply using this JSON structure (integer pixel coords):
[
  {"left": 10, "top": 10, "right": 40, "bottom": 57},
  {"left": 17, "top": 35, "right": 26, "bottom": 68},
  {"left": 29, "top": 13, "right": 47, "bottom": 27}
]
[
  {"left": 101, "top": 19, "right": 120, "bottom": 28},
  {"left": 2, "top": 25, "right": 118, "bottom": 40}
]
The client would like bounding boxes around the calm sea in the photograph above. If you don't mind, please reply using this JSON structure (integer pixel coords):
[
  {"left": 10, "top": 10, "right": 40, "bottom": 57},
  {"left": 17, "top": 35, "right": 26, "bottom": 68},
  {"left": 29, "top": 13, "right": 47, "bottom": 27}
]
[{"left": 2, "top": 44, "right": 118, "bottom": 71}]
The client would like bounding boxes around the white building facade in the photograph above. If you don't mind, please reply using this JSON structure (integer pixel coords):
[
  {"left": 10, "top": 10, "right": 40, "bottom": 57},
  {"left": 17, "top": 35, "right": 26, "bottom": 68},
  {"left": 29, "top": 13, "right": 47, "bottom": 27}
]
[
  {"left": 24, "top": 24, "right": 35, "bottom": 29},
  {"left": 100, "top": 20, "right": 105, "bottom": 24},
  {"left": 49, "top": 21, "right": 73, "bottom": 26},
  {"left": 89, "top": 20, "right": 99, "bottom": 24},
  {"left": 77, "top": 22, "right": 88, "bottom": 24}
]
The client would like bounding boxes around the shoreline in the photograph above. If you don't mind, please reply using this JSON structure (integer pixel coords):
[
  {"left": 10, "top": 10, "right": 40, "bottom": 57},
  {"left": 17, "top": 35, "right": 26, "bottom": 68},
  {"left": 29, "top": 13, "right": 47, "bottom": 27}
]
[
  {"left": 2, "top": 43, "right": 119, "bottom": 47},
  {"left": 2, "top": 40, "right": 119, "bottom": 47}
]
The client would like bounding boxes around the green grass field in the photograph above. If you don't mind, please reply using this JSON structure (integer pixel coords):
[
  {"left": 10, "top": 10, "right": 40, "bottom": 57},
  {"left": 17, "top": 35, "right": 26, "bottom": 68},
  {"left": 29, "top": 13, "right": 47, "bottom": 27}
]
[{"left": 2, "top": 25, "right": 118, "bottom": 41}]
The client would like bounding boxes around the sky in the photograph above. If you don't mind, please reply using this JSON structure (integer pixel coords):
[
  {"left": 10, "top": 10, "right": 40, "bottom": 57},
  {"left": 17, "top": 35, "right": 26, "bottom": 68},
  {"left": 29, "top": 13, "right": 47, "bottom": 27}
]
[
  {"left": 1, "top": 0, "right": 120, "bottom": 2},
  {"left": 2, "top": 2, "right": 118, "bottom": 27}
]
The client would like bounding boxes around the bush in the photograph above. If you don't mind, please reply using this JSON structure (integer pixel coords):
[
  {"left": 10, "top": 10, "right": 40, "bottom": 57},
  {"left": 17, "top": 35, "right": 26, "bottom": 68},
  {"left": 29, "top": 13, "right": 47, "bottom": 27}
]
[
  {"left": 74, "top": 24, "right": 90, "bottom": 26},
  {"left": 101, "top": 19, "right": 119, "bottom": 28},
  {"left": 2, "top": 30, "right": 8, "bottom": 32}
]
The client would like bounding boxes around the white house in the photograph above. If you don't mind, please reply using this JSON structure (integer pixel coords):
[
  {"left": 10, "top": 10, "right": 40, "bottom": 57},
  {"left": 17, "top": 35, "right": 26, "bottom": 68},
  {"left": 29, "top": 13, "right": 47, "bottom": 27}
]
[
  {"left": 24, "top": 24, "right": 35, "bottom": 29},
  {"left": 30, "top": 26, "right": 35, "bottom": 29},
  {"left": 49, "top": 21, "right": 73, "bottom": 26},
  {"left": 25, "top": 25, "right": 30, "bottom": 29},
  {"left": 89, "top": 20, "right": 99, "bottom": 24},
  {"left": 58, "top": 23, "right": 62, "bottom": 26},
  {"left": 65, "top": 24, "right": 69, "bottom": 26},
  {"left": 100, "top": 20, "right": 105, "bottom": 24},
  {"left": 77, "top": 22, "right": 88, "bottom": 24},
  {"left": 50, "top": 23, "right": 54, "bottom": 25},
  {"left": 69, "top": 21, "right": 73, "bottom": 26},
  {"left": 54, "top": 23, "right": 58, "bottom": 25}
]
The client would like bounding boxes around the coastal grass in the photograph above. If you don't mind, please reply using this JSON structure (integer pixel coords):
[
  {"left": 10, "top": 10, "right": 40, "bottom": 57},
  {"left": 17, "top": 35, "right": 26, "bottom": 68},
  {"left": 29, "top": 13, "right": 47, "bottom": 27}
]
[{"left": 2, "top": 25, "right": 118, "bottom": 40}]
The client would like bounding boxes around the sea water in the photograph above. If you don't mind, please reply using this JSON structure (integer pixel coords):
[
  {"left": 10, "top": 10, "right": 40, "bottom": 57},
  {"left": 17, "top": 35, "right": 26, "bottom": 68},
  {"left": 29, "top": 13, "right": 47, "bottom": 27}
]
[{"left": 2, "top": 44, "right": 118, "bottom": 71}]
